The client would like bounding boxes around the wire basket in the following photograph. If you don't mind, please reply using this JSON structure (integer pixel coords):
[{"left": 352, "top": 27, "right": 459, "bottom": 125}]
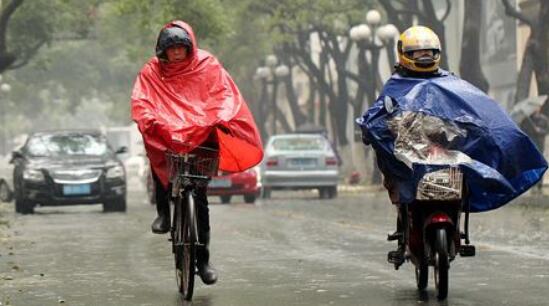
[
  {"left": 416, "top": 167, "right": 463, "bottom": 201},
  {"left": 166, "top": 145, "right": 219, "bottom": 181}
]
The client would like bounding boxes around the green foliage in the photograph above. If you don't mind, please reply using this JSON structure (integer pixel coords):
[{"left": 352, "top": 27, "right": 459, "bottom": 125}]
[
  {"left": 251, "top": 0, "right": 365, "bottom": 42},
  {"left": 8, "top": 0, "right": 100, "bottom": 64},
  {"left": 4, "top": 0, "right": 237, "bottom": 137},
  {"left": 3, "top": 0, "right": 377, "bottom": 140},
  {"left": 107, "top": 0, "right": 229, "bottom": 54}
]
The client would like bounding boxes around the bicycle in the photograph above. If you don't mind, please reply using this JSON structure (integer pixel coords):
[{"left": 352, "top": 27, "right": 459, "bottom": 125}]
[{"left": 166, "top": 144, "right": 219, "bottom": 301}]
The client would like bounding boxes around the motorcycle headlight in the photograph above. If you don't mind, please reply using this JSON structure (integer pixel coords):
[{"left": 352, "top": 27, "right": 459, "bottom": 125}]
[
  {"left": 23, "top": 168, "right": 45, "bottom": 182},
  {"left": 106, "top": 165, "right": 125, "bottom": 179}
]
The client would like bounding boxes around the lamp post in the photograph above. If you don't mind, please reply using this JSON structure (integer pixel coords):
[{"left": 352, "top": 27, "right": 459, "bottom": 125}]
[
  {"left": 349, "top": 9, "right": 399, "bottom": 104},
  {"left": 272, "top": 64, "right": 289, "bottom": 135},
  {"left": 265, "top": 55, "right": 278, "bottom": 135},
  {"left": 376, "top": 23, "right": 399, "bottom": 68},
  {"left": 256, "top": 55, "right": 291, "bottom": 136},
  {"left": 349, "top": 10, "right": 398, "bottom": 185},
  {"left": 0, "top": 75, "right": 10, "bottom": 155},
  {"left": 254, "top": 66, "right": 270, "bottom": 140}
]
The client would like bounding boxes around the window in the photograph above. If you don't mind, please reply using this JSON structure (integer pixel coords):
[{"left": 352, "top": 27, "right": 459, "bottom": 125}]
[
  {"left": 27, "top": 134, "right": 110, "bottom": 157},
  {"left": 271, "top": 137, "right": 327, "bottom": 151}
]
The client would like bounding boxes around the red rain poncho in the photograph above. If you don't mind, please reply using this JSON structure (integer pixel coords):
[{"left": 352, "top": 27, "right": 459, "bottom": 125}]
[{"left": 131, "top": 21, "right": 263, "bottom": 187}]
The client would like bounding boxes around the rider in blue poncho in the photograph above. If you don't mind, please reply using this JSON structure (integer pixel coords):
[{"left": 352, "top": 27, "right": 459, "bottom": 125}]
[{"left": 357, "top": 26, "right": 547, "bottom": 265}]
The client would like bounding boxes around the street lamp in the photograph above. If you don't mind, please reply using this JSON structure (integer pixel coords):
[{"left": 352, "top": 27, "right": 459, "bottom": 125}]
[
  {"left": 272, "top": 64, "right": 290, "bottom": 134},
  {"left": 350, "top": 9, "right": 398, "bottom": 47},
  {"left": 376, "top": 24, "right": 399, "bottom": 67},
  {"left": 349, "top": 10, "right": 399, "bottom": 185},
  {"left": 274, "top": 65, "right": 290, "bottom": 79},
  {"left": 255, "top": 55, "right": 291, "bottom": 136},
  {"left": 255, "top": 66, "right": 271, "bottom": 140},
  {"left": 365, "top": 9, "right": 381, "bottom": 27},
  {"left": 349, "top": 9, "right": 399, "bottom": 99},
  {"left": 1, "top": 83, "right": 11, "bottom": 93},
  {"left": 265, "top": 54, "right": 278, "bottom": 68}
]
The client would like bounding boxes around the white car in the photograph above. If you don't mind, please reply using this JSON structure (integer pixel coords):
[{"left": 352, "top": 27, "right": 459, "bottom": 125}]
[{"left": 261, "top": 134, "right": 340, "bottom": 199}]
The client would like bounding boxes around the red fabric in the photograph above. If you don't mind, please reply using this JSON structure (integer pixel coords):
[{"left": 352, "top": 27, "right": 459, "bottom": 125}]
[{"left": 131, "top": 20, "right": 263, "bottom": 188}]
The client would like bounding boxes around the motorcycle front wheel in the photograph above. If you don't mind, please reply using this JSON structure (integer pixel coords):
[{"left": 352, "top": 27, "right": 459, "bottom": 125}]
[{"left": 434, "top": 228, "right": 449, "bottom": 300}]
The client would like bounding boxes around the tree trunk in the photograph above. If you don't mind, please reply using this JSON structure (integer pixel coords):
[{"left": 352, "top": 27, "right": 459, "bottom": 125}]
[
  {"left": 275, "top": 105, "right": 292, "bottom": 133},
  {"left": 258, "top": 78, "right": 269, "bottom": 141},
  {"left": 534, "top": 1, "right": 549, "bottom": 97},
  {"left": 514, "top": 39, "right": 535, "bottom": 103},
  {"left": 0, "top": 0, "right": 24, "bottom": 73},
  {"left": 282, "top": 66, "right": 307, "bottom": 127},
  {"left": 270, "top": 77, "right": 279, "bottom": 135},
  {"left": 319, "top": 51, "right": 328, "bottom": 128},
  {"left": 307, "top": 77, "right": 317, "bottom": 123},
  {"left": 459, "top": 0, "right": 489, "bottom": 92},
  {"left": 334, "top": 65, "right": 350, "bottom": 146},
  {"left": 419, "top": 0, "right": 449, "bottom": 70},
  {"left": 279, "top": 45, "right": 308, "bottom": 127}
]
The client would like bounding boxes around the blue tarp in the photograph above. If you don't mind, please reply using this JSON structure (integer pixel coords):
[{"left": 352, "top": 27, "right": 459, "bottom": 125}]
[{"left": 356, "top": 70, "right": 548, "bottom": 212}]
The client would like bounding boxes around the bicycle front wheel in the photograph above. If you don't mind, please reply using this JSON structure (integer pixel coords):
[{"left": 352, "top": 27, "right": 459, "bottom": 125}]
[{"left": 173, "top": 190, "right": 198, "bottom": 300}]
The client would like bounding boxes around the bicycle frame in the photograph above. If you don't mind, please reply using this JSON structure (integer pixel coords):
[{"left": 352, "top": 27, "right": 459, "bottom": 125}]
[{"left": 167, "top": 145, "right": 219, "bottom": 301}]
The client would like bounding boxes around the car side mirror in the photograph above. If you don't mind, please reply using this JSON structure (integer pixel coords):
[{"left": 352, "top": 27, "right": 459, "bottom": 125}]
[
  {"left": 10, "top": 150, "right": 23, "bottom": 164},
  {"left": 115, "top": 146, "right": 128, "bottom": 154}
]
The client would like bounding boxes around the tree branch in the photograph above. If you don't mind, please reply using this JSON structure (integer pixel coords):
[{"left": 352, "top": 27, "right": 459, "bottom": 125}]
[
  {"left": 501, "top": 0, "right": 534, "bottom": 27},
  {"left": 0, "top": 0, "right": 24, "bottom": 54},
  {"left": 8, "top": 38, "right": 46, "bottom": 70},
  {"left": 441, "top": 0, "right": 452, "bottom": 22},
  {"left": 378, "top": 0, "right": 405, "bottom": 31},
  {"left": 395, "top": 8, "right": 427, "bottom": 21},
  {"left": 344, "top": 70, "right": 364, "bottom": 86}
]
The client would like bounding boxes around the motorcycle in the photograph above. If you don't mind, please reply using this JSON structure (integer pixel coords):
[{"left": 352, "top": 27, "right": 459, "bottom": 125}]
[
  {"left": 388, "top": 145, "right": 476, "bottom": 300},
  {"left": 359, "top": 76, "right": 548, "bottom": 301}
]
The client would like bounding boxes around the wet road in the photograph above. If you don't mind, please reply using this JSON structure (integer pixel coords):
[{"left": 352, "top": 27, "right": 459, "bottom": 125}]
[{"left": 1, "top": 188, "right": 549, "bottom": 306}]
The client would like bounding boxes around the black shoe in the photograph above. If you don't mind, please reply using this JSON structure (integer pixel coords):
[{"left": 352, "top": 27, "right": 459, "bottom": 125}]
[
  {"left": 387, "top": 246, "right": 405, "bottom": 269},
  {"left": 197, "top": 232, "right": 218, "bottom": 285},
  {"left": 151, "top": 214, "right": 170, "bottom": 234},
  {"left": 198, "top": 263, "right": 218, "bottom": 285},
  {"left": 387, "top": 231, "right": 403, "bottom": 241}
]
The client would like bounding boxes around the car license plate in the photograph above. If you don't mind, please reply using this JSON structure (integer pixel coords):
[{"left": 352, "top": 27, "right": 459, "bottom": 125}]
[
  {"left": 209, "top": 178, "right": 231, "bottom": 188},
  {"left": 63, "top": 184, "right": 91, "bottom": 195},
  {"left": 289, "top": 158, "right": 317, "bottom": 168}
]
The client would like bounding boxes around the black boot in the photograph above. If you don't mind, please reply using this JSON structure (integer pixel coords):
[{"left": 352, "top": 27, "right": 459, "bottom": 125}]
[
  {"left": 197, "top": 232, "right": 218, "bottom": 285},
  {"left": 151, "top": 198, "right": 170, "bottom": 234},
  {"left": 387, "top": 243, "right": 405, "bottom": 269},
  {"left": 387, "top": 205, "right": 406, "bottom": 269}
]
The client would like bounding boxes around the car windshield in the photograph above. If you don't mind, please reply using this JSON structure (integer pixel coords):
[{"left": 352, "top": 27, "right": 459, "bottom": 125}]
[
  {"left": 271, "top": 137, "right": 327, "bottom": 151},
  {"left": 26, "top": 134, "right": 110, "bottom": 157}
]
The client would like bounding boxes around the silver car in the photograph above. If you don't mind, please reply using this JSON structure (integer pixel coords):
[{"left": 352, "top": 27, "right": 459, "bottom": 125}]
[{"left": 261, "top": 134, "right": 339, "bottom": 199}]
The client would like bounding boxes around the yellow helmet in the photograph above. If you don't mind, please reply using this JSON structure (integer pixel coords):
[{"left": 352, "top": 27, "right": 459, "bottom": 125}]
[{"left": 397, "top": 26, "right": 441, "bottom": 73}]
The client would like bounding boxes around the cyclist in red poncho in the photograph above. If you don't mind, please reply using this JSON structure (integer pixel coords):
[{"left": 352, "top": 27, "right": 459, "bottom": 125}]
[{"left": 131, "top": 20, "right": 263, "bottom": 285}]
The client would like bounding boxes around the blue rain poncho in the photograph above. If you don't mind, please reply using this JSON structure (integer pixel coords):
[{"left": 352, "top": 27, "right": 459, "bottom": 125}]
[{"left": 356, "top": 70, "right": 547, "bottom": 212}]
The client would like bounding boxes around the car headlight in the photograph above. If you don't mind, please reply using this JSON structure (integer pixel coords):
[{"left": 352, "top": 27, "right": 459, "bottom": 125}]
[
  {"left": 23, "top": 168, "right": 45, "bottom": 182},
  {"left": 106, "top": 165, "right": 125, "bottom": 179}
]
